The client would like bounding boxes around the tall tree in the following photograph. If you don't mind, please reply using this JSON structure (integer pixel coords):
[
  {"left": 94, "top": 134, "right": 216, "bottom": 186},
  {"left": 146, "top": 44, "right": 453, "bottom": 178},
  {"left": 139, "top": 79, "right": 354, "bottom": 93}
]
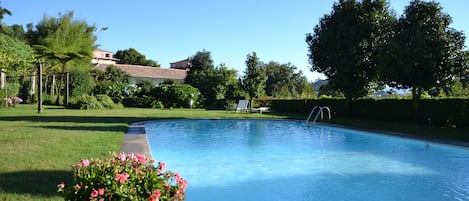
[
  {"left": 265, "top": 61, "right": 314, "bottom": 98},
  {"left": 184, "top": 50, "right": 217, "bottom": 105},
  {"left": 114, "top": 48, "right": 160, "bottom": 67},
  {"left": 30, "top": 12, "right": 97, "bottom": 104},
  {"left": 306, "top": 0, "right": 395, "bottom": 110},
  {"left": 242, "top": 52, "right": 266, "bottom": 108},
  {"left": 0, "top": 33, "right": 35, "bottom": 76},
  {"left": 184, "top": 50, "right": 242, "bottom": 107},
  {"left": 214, "top": 63, "right": 240, "bottom": 100},
  {"left": 382, "top": 0, "right": 466, "bottom": 120}
]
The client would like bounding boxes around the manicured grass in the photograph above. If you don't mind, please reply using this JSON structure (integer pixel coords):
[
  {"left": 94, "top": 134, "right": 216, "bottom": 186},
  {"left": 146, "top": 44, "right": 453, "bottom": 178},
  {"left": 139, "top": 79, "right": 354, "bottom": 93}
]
[{"left": 0, "top": 104, "right": 467, "bottom": 200}]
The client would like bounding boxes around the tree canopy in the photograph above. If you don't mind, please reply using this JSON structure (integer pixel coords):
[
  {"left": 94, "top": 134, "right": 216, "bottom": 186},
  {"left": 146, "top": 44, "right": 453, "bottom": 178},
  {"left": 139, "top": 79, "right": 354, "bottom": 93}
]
[
  {"left": 1, "top": 24, "right": 27, "bottom": 41},
  {"left": 306, "top": 0, "right": 395, "bottom": 102},
  {"left": 114, "top": 48, "right": 160, "bottom": 67},
  {"left": 0, "top": 33, "right": 35, "bottom": 76},
  {"left": 265, "top": 61, "right": 314, "bottom": 98},
  {"left": 26, "top": 11, "right": 97, "bottom": 104},
  {"left": 184, "top": 50, "right": 216, "bottom": 104},
  {"left": 214, "top": 63, "right": 241, "bottom": 101},
  {"left": 0, "top": 2, "right": 11, "bottom": 21},
  {"left": 242, "top": 52, "right": 266, "bottom": 107},
  {"left": 30, "top": 11, "right": 96, "bottom": 72},
  {"left": 382, "top": 0, "right": 466, "bottom": 117},
  {"left": 184, "top": 50, "right": 242, "bottom": 107}
]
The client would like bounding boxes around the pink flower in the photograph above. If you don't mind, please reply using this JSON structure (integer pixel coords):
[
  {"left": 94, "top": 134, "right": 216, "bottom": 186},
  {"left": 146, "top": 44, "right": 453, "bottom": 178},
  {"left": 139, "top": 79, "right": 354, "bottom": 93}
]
[
  {"left": 57, "top": 182, "right": 65, "bottom": 189},
  {"left": 118, "top": 153, "right": 126, "bottom": 162},
  {"left": 13, "top": 97, "right": 22, "bottom": 104},
  {"left": 174, "top": 172, "right": 181, "bottom": 183},
  {"left": 178, "top": 178, "right": 189, "bottom": 192},
  {"left": 4, "top": 98, "right": 12, "bottom": 105},
  {"left": 99, "top": 199, "right": 104, "bottom": 201},
  {"left": 135, "top": 154, "right": 146, "bottom": 164},
  {"left": 149, "top": 189, "right": 161, "bottom": 201},
  {"left": 158, "top": 161, "right": 166, "bottom": 171},
  {"left": 98, "top": 188, "right": 105, "bottom": 195},
  {"left": 74, "top": 184, "right": 81, "bottom": 189},
  {"left": 115, "top": 173, "right": 130, "bottom": 183},
  {"left": 135, "top": 169, "right": 144, "bottom": 175},
  {"left": 81, "top": 159, "right": 90, "bottom": 167},
  {"left": 91, "top": 189, "right": 99, "bottom": 198}
]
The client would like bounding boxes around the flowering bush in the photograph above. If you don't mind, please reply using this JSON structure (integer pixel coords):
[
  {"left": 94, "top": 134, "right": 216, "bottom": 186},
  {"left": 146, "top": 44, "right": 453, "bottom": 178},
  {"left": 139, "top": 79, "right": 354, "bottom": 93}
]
[
  {"left": 57, "top": 153, "right": 188, "bottom": 201},
  {"left": 4, "top": 96, "right": 22, "bottom": 107}
]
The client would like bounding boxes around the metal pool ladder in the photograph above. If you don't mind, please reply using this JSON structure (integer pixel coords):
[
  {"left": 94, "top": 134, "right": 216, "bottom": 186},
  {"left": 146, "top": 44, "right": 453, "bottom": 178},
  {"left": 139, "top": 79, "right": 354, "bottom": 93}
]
[{"left": 306, "top": 106, "right": 331, "bottom": 125}]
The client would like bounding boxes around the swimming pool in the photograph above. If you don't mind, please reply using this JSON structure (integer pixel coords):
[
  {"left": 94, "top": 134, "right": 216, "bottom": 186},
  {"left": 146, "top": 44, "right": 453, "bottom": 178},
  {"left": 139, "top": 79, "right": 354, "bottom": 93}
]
[{"left": 145, "top": 119, "right": 469, "bottom": 201}]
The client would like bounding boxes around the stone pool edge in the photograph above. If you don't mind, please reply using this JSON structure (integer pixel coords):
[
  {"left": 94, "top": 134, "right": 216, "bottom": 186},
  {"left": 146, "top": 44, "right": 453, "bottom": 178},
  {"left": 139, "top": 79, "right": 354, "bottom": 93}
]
[
  {"left": 120, "top": 119, "right": 469, "bottom": 158},
  {"left": 120, "top": 121, "right": 153, "bottom": 159}
]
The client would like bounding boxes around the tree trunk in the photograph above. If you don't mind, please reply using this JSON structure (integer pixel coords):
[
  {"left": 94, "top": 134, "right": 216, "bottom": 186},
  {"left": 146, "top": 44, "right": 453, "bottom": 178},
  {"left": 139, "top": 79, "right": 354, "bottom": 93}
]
[
  {"left": 411, "top": 87, "right": 422, "bottom": 123},
  {"left": 51, "top": 74, "right": 56, "bottom": 96},
  {"left": 345, "top": 96, "right": 353, "bottom": 117},
  {"left": 44, "top": 74, "right": 48, "bottom": 95},
  {"left": 55, "top": 63, "right": 68, "bottom": 105},
  {"left": 37, "top": 63, "right": 43, "bottom": 113},
  {"left": 30, "top": 70, "right": 36, "bottom": 103},
  {"left": 55, "top": 73, "right": 65, "bottom": 105}
]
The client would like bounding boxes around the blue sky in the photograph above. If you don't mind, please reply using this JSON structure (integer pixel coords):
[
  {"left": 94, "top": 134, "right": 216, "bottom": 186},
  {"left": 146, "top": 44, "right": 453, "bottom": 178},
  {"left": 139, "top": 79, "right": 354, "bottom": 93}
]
[{"left": 2, "top": 0, "right": 469, "bottom": 81}]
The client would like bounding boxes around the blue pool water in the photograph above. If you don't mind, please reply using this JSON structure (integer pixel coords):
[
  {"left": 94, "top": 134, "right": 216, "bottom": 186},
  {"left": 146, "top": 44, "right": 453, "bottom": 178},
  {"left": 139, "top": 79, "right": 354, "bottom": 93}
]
[{"left": 145, "top": 119, "right": 469, "bottom": 201}]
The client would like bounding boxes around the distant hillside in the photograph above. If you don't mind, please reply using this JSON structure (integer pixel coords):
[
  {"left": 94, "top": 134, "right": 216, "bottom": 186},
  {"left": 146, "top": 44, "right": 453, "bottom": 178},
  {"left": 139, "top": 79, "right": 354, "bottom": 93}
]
[{"left": 312, "top": 79, "right": 328, "bottom": 92}]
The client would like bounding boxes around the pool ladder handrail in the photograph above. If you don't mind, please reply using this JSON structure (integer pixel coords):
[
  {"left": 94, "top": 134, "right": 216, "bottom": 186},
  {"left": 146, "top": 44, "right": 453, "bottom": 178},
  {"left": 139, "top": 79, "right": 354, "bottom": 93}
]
[{"left": 306, "top": 106, "right": 331, "bottom": 125}]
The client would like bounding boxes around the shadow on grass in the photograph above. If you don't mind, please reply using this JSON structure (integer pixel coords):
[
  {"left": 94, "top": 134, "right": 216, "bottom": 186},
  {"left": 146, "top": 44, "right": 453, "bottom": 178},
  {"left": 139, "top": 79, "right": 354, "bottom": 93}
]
[
  {"left": 35, "top": 125, "right": 130, "bottom": 133},
  {"left": 0, "top": 116, "right": 147, "bottom": 124},
  {"left": 0, "top": 170, "right": 71, "bottom": 197},
  {"left": 0, "top": 116, "right": 186, "bottom": 125}
]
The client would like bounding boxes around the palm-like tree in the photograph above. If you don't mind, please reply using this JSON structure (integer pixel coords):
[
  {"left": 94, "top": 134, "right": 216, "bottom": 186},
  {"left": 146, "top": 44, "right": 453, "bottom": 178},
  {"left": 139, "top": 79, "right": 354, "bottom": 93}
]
[
  {"left": 0, "top": 2, "right": 12, "bottom": 20},
  {"left": 31, "top": 12, "right": 96, "bottom": 105}
]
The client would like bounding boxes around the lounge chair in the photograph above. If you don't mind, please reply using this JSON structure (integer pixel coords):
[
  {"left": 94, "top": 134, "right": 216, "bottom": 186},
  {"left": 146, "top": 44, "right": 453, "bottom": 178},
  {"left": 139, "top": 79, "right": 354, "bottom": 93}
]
[
  {"left": 236, "top": 100, "right": 249, "bottom": 113},
  {"left": 251, "top": 106, "right": 270, "bottom": 114}
]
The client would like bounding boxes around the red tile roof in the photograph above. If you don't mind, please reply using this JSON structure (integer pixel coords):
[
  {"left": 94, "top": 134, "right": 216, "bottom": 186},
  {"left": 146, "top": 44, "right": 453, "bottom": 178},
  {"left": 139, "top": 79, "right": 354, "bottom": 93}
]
[{"left": 96, "top": 64, "right": 187, "bottom": 80}]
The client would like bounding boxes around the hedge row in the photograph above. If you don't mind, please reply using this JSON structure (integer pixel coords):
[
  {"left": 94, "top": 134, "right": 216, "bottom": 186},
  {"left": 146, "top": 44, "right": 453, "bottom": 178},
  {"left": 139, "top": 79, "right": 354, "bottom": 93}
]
[{"left": 271, "top": 99, "right": 469, "bottom": 128}]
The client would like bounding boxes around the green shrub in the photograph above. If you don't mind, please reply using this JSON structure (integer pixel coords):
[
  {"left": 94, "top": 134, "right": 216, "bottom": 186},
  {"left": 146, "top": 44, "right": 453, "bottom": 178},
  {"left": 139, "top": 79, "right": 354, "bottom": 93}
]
[
  {"left": 93, "top": 81, "right": 129, "bottom": 103},
  {"left": 123, "top": 95, "right": 154, "bottom": 108},
  {"left": 271, "top": 98, "right": 469, "bottom": 127},
  {"left": 152, "top": 84, "right": 200, "bottom": 108},
  {"left": 96, "top": 94, "right": 117, "bottom": 109},
  {"left": 114, "top": 102, "right": 125, "bottom": 109},
  {"left": 70, "top": 68, "right": 93, "bottom": 98},
  {"left": 151, "top": 100, "right": 164, "bottom": 109},
  {"left": 77, "top": 95, "right": 103, "bottom": 110}
]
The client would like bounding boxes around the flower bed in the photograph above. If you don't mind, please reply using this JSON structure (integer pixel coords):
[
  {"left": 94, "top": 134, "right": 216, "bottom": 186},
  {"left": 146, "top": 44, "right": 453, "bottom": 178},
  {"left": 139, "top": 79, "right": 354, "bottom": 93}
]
[
  {"left": 57, "top": 153, "right": 187, "bottom": 201},
  {"left": 3, "top": 96, "right": 22, "bottom": 107}
]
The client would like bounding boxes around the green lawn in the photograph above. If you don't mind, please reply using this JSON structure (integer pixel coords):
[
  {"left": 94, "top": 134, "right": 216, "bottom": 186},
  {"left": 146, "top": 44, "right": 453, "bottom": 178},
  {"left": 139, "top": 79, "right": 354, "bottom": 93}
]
[{"left": 0, "top": 104, "right": 467, "bottom": 200}]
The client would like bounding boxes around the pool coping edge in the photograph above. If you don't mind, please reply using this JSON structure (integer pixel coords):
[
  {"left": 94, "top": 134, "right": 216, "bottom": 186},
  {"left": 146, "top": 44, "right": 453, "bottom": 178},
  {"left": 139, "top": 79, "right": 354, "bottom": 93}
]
[{"left": 120, "top": 121, "right": 153, "bottom": 159}]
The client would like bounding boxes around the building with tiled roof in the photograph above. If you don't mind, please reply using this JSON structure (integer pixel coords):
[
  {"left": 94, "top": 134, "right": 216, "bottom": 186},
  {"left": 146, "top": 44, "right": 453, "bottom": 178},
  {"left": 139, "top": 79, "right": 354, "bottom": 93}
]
[
  {"left": 170, "top": 57, "right": 192, "bottom": 70},
  {"left": 96, "top": 64, "right": 187, "bottom": 86},
  {"left": 92, "top": 48, "right": 119, "bottom": 65},
  {"left": 93, "top": 49, "right": 187, "bottom": 85}
]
